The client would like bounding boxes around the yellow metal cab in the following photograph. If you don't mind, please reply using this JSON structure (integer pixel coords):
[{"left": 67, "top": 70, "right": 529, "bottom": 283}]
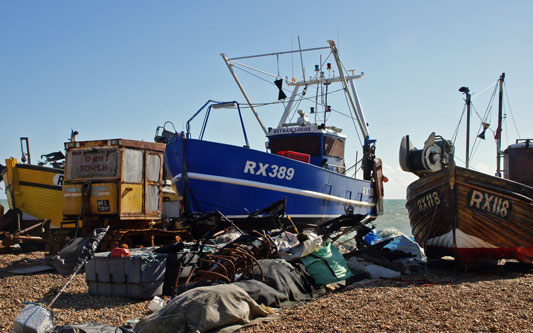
[{"left": 62, "top": 139, "right": 167, "bottom": 229}]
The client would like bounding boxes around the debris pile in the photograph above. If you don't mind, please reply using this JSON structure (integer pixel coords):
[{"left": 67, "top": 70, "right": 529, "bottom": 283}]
[{"left": 11, "top": 201, "right": 425, "bottom": 333}]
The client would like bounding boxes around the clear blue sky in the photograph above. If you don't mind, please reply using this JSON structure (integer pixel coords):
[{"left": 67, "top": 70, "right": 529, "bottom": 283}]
[{"left": 1, "top": 1, "right": 532, "bottom": 200}]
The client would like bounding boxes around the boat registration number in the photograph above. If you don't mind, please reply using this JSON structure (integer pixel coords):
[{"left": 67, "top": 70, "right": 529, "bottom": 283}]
[
  {"left": 416, "top": 191, "right": 441, "bottom": 213},
  {"left": 468, "top": 189, "right": 511, "bottom": 218},
  {"left": 244, "top": 160, "right": 295, "bottom": 180},
  {"left": 53, "top": 174, "right": 64, "bottom": 187}
]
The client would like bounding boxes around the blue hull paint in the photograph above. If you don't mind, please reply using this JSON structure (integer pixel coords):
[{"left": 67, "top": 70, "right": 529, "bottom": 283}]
[{"left": 165, "top": 135, "right": 376, "bottom": 225}]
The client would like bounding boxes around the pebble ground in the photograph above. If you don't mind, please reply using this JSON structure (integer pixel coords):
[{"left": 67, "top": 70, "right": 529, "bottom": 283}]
[{"left": 1, "top": 251, "right": 531, "bottom": 332}]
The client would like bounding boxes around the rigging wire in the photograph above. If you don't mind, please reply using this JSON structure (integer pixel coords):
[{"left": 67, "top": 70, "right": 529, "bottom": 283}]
[
  {"left": 503, "top": 81, "right": 521, "bottom": 139},
  {"left": 276, "top": 54, "right": 280, "bottom": 77},
  {"left": 454, "top": 155, "right": 467, "bottom": 167},
  {"left": 233, "top": 64, "right": 290, "bottom": 113},
  {"left": 462, "top": 106, "right": 483, "bottom": 162},
  {"left": 479, "top": 81, "right": 498, "bottom": 124},
  {"left": 471, "top": 81, "right": 497, "bottom": 100},
  {"left": 227, "top": 47, "right": 366, "bottom": 155},
  {"left": 451, "top": 103, "right": 467, "bottom": 144},
  {"left": 504, "top": 113, "right": 509, "bottom": 147},
  {"left": 469, "top": 134, "right": 483, "bottom": 161},
  {"left": 338, "top": 57, "right": 366, "bottom": 142},
  {"left": 345, "top": 154, "right": 365, "bottom": 176},
  {"left": 468, "top": 83, "right": 497, "bottom": 161},
  {"left": 470, "top": 101, "right": 485, "bottom": 124},
  {"left": 452, "top": 77, "right": 518, "bottom": 166},
  {"left": 470, "top": 80, "right": 520, "bottom": 155},
  {"left": 234, "top": 64, "right": 279, "bottom": 87},
  {"left": 471, "top": 79, "right": 508, "bottom": 162},
  {"left": 448, "top": 77, "right": 525, "bottom": 171},
  {"left": 342, "top": 86, "right": 363, "bottom": 147},
  {"left": 233, "top": 51, "right": 334, "bottom": 125},
  {"left": 288, "top": 97, "right": 305, "bottom": 123}
]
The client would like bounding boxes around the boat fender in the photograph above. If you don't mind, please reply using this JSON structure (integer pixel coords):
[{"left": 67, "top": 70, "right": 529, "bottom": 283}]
[{"left": 111, "top": 247, "right": 130, "bottom": 258}]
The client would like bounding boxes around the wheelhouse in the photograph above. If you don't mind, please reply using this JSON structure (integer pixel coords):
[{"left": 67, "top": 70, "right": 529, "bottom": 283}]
[{"left": 266, "top": 125, "right": 346, "bottom": 173}]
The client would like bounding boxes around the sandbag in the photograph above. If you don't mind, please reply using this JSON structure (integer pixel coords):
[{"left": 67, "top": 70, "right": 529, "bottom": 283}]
[
  {"left": 134, "top": 284, "right": 270, "bottom": 333},
  {"left": 365, "top": 264, "right": 401, "bottom": 279},
  {"left": 300, "top": 242, "right": 353, "bottom": 286},
  {"left": 251, "top": 259, "right": 313, "bottom": 303},
  {"left": 234, "top": 280, "right": 289, "bottom": 308}
]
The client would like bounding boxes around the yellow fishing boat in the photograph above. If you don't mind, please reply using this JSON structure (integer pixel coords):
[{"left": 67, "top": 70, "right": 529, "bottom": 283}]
[
  {"left": 1, "top": 137, "right": 66, "bottom": 227},
  {"left": 0, "top": 137, "right": 66, "bottom": 251},
  {"left": 2, "top": 157, "right": 64, "bottom": 227}
]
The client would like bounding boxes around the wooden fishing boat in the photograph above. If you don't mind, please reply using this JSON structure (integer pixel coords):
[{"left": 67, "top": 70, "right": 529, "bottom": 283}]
[{"left": 400, "top": 74, "right": 533, "bottom": 264}]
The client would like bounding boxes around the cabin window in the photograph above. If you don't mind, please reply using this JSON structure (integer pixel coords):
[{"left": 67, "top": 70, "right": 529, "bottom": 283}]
[
  {"left": 146, "top": 154, "right": 161, "bottom": 182},
  {"left": 123, "top": 149, "right": 143, "bottom": 183},
  {"left": 146, "top": 153, "right": 161, "bottom": 212},
  {"left": 324, "top": 137, "right": 345, "bottom": 158},
  {"left": 67, "top": 148, "right": 119, "bottom": 180},
  {"left": 146, "top": 184, "right": 160, "bottom": 212},
  {"left": 268, "top": 136, "right": 321, "bottom": 155}
]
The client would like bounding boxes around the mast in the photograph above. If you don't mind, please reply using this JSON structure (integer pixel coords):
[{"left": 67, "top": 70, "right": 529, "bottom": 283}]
[
  {"left": 327, "top": 40, "right": 370, "bottom": 141},
  {"left": 495, "top": 73, "right": 505, "bottom": 177},
  {"left": 459, "top": 86, "right": 471, "bottom": 168}
]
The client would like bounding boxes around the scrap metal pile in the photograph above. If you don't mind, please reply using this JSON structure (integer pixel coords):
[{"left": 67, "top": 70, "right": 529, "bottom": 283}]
[
  {"left": 160, "top": 200, "right": 298, "bottom": 294},
  {"left": 11, "top": 199, "right": 426, "bottom": 332},
  {"left": 44, "top": 199, "right": 385, "bottom": 296}
]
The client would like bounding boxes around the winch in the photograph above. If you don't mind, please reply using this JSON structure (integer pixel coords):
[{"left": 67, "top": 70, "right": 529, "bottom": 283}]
[{"left": 399, "top": 132, "right": 454, "bottom": 176}]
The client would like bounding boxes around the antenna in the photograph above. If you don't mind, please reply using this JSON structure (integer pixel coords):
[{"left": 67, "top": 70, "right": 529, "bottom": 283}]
[
  {"left": 298, "top": 36, "right": 306, "bottom": 83},
  {"left": 459, "top": 86, "right": 471, "bottom": 169}
]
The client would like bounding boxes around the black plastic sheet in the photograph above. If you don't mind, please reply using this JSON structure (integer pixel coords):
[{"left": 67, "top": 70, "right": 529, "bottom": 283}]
[{"left": 49, "top": 227, "right": 109, "bottom": 276}]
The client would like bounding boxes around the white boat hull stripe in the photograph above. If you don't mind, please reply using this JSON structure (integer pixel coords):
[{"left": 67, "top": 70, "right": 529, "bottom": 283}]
[
  {"left": 172, "top": 173, "right": 374, "bottom": 208},
  {"left": 426, "top": 229, "right": 498, "bottom": 249}
]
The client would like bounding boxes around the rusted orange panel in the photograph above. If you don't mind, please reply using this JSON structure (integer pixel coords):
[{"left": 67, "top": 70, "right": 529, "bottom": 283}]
[{"left": 64, "top": 139, "right": 165, "bottom": 152}]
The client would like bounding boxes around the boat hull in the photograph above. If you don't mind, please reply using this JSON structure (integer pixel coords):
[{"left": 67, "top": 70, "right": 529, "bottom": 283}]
[
  {"left": 406, "top": 165, "right": 533, "bottom": 264},
  {"left": 2, "top": 158, "right": 64, "bottom": 227},
  {"left": 165, "top": 135, "right": 377, "bottom": 227}
]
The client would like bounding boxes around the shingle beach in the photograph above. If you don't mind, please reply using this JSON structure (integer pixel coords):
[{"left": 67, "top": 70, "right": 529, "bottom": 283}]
[{"left": 1, "top": 251, "right": 531, "bottom": 332}]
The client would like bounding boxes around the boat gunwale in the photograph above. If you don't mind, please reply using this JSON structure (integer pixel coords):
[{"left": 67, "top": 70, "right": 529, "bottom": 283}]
[
  {"left": 169, "top": 135, "right": 373, "bottom": 183},
  {"left": 14, "top": 163, "right": 63, "bottom": 174}
]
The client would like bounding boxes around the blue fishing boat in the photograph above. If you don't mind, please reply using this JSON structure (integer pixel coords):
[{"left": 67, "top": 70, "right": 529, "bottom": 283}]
[{"left": 160, "top": 40, "right": 384, "bottom": 228}]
